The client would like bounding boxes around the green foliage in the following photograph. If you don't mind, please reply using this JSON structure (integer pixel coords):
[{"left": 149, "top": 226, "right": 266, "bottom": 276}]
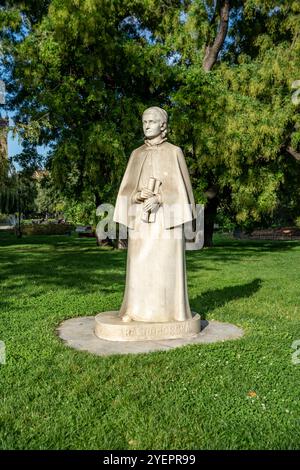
[
  {"left": 2, "top": 0, "right": 300, "bottom": 232},
  {"left": 62, "top": 198, "right": 97, "bottom": 225},
  {"left": 0, "top": 212, "right": 8, "bottom": 223},
  {"left": 34, "top": 174, "right": 64, "bottom": 215},
  {"left": 169, "top": 0, "right": 300, "bottom": 229},
  {"left": 0, "top": 169, "right": 37, "bottom": 215},
  {"left": 6, "top": 0, "right": 180, "bottom": 207},
  {"left": 215, "top": 211, "right": 236, "bottom": 233},
  {"left": 295, "top": 216, "right": 300, "bottom": 228}
]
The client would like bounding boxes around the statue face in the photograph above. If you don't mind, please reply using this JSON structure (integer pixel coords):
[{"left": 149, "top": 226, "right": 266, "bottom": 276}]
[{"left": 142, "top": 111, "right": 164, "bottom": 139}]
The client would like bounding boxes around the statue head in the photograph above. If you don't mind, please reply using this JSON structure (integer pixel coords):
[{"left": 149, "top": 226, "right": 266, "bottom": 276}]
[{"left": 142, "top": 106, "right": 168, "bottom": 140}]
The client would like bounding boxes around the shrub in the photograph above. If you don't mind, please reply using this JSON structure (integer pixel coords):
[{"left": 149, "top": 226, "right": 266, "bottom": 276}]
[
  {"left": 21, "top": 223, "right": 75, "bottom": 236},
  {"left": 0, "top": 213, "right": 8, "bottom": 223},
  {"left": 295, "top": 217, "right": 300, "bottom": 229}
]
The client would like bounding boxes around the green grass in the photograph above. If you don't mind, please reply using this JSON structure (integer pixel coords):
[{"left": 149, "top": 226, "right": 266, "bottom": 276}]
[{"left": 0, "top": 231, "right": 300, "bottom": 450}]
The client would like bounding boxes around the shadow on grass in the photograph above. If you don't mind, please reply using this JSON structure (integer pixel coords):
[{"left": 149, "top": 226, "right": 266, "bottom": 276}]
[
  {"left": 0, "top": 232, "right": 295, "bottom": 312},
  {"left": 0, "top": 235, "right": 127, "bottom": 307},
  {"left": 212, "top": 235, "right": 300, "bottom": 254},
  {"left": 190, "top": 278, "right": 262, "bottom": 319},
  {"left": 186, "top": 238, "right": 300, "bottom": 270}
]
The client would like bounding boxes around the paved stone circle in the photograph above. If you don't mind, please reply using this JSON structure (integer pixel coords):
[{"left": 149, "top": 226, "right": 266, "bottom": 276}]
[{"left": 57, "top": 315, "right": 244, "bottom": 356}]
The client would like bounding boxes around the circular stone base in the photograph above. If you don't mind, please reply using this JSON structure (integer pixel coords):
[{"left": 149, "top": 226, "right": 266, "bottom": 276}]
[
  {"left": 57, "top": 316, "right": 244, "bottom": 356},
  {"left": 95, "top": 311, "right": 201, "bottom": 341}
]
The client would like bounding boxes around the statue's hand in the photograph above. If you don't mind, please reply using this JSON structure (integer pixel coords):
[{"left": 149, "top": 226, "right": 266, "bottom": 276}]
[
  {"left": 140, "top": 188, "right": 154, "bottom": 200},
  {"left": 133, "top": 191, "right": 144, "bottom": 203},
  {"left": 143, "top": 195, "right": 160, "bottom": 212}
]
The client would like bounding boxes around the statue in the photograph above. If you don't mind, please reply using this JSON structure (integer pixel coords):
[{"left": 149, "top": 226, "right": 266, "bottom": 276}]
[
  {"left": 113, "top": 106, "right": 198, "bottom": 326},
  {"left": 94, "top": 107, "right": 201, "bottom": 340},
  {"left": 59, "top": 113, "right": 244, "bottom": 348}
]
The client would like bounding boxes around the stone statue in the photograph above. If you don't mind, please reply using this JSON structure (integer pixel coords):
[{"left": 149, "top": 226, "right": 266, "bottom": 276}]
[{"left": 113, "top": 106, "right": 198, "bottom": 326}]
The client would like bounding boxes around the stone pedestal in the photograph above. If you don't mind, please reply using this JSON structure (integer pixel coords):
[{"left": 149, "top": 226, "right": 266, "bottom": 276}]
[
  {"left": 57, "top": 316, "right": 244, "bottom": 356},
  {"left": 94, "top": 311, "right": 201, "bottom": 342}
]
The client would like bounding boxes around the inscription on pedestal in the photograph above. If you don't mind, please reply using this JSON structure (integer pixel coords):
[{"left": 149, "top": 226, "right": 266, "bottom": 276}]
[{"left": 94, "top": 311, "right": 201, "bottom": 342}]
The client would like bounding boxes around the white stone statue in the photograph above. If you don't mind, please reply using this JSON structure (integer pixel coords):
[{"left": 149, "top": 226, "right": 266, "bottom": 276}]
[{"left": 113, "top": 106, "right": 197, "bottom": 325}]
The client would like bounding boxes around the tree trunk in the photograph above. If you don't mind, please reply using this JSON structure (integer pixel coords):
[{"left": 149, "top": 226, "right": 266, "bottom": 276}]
[
  {"left": 16, "top": 178, "right": 22, "bottom": 238},
  {"left": 287, "top": 146, "right": 300, "bottom": 161},
  {"left": 204, "top": 195, "right": 219, "bottom": 247},
  {"left": 201, "top": 2, "right": 230, "bottom": 244},
  {"left": 203, "top": 0, "right": 231, "bottom": 72}
]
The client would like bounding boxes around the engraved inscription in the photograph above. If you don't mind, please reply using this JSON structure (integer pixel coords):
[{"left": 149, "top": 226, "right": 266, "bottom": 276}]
[{"left": 121, "top": 321, "right": 197, "bottom": 338}]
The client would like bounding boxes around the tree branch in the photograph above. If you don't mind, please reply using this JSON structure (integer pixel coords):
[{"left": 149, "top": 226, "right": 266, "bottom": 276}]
[
  {"left": 287, "top": 146, "right": 300, "bottom": 161},
  {"left": 203, "top": 0, "right": 230, "bottom": 72}
]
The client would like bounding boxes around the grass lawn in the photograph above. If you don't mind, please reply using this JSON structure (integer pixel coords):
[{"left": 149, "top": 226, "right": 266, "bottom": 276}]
[{"left": 0, "top": 231, "right": 300, "bottom": 450}]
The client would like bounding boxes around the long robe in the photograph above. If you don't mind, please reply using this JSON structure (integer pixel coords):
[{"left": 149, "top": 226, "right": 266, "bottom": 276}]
[{"left": 113, "top": 139, "right": 196, "bottom": 323}]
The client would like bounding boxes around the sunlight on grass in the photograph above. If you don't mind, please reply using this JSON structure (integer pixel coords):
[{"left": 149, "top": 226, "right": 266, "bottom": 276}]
[{"left": 0, "top": 232, "right": 300, "bottom": 449}]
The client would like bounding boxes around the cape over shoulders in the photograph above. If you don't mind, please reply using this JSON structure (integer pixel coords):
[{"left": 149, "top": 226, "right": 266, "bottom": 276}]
[
  {"left": 131, "top": 141, "right": 183, "bottom": 157},
  {"left": 114, "top": 138, "right": 195, "bottom": 230}
]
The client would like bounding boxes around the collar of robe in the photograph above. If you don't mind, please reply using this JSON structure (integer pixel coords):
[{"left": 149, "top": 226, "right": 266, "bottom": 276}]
[{"left": 144, "top": 135, "right": 167, "bottom": 147}]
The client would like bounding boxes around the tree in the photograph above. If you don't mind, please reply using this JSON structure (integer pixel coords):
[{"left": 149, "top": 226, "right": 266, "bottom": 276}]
[
  {"left": 0, "top": 163, "right": 37, "bottom": 236},
  {"left": 2, "top": 0, "right": 300, "bottom": 246},
  {"left": 34, "top": 172, "right": 63, "bottom": 217},
  {"left": 203, "top": 0, "right": 231, "bottom": 71},
  {"left": 169, "top": 0, "right": 300, "bottom": 243},
  {"left": 5, "top": 0, "right": 180, "bottom": 208},
  {"left": 0, "top": 134, "right": 41, "bottom": 236}
]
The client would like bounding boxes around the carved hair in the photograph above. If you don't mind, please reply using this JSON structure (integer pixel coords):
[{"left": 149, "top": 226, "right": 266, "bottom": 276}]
[{"left": 143, "top": 106, "right": 168, "bottom": 138}]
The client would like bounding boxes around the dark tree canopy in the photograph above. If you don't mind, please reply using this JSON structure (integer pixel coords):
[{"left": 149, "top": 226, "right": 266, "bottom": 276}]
[{"left": 1, "top": 0, "right": 300, "bottom": 243}]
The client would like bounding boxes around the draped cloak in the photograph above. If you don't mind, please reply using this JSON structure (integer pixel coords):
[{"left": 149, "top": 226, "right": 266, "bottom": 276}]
[{"left": 113, "top": 139, "right": 196, "bottom": 322}]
